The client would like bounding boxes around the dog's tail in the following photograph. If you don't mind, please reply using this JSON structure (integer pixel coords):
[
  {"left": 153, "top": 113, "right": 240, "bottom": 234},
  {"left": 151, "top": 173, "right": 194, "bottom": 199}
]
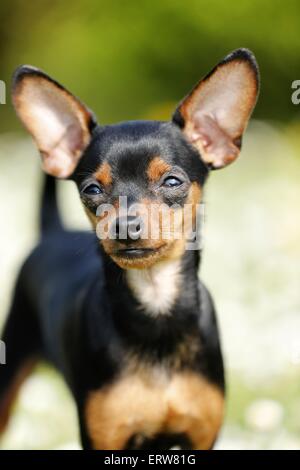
[{"left": 40, "top": 174, "right": 64, "bottom": 236}]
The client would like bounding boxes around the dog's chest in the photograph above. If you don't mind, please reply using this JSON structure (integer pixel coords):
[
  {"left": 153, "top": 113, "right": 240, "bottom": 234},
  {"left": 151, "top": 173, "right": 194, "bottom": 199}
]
[
  {"left": 126, "top": 260, "right": 181, "bottom": 316},
  {"left": 85, "top": 366, "right": 224, "bottom": 450}
]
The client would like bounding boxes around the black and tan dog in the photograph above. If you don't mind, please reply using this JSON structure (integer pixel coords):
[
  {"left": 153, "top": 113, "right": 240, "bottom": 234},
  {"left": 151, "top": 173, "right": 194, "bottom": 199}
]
[{"left": 0, "top": 49, "right": 259, "bottom": 450}]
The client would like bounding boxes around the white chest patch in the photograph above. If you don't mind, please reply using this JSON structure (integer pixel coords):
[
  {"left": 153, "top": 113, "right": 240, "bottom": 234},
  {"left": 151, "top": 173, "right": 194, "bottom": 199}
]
[{"left": 126, "top": 259, "right": 182, "bottom": 316}]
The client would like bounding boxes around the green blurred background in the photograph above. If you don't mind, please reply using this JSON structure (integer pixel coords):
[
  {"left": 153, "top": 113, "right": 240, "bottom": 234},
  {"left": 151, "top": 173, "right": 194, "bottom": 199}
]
[{"left": 1, "top": 0, "right": 300, "bottom": 450}]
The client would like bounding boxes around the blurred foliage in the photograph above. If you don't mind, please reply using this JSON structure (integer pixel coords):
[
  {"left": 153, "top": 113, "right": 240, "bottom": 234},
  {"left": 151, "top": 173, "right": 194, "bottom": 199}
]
[{"left": 0, "top": 0, "right": 300, "bottom": 133}]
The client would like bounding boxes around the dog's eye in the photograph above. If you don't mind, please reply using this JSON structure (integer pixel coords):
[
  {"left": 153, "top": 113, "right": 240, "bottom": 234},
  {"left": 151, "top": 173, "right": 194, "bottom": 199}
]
[
  {"left": 83, "top": 184, "right": 102, "bottom": 195},
  {"left": 162, "top": 176, "right": 183, "bottom": 188}
]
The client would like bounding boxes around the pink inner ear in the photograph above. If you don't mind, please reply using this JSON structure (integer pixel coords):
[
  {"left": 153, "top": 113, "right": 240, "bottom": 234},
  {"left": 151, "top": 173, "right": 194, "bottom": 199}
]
[
  {"left": 13, "top": 72, "right": 92, "bottom": 178},
  {"left": 187, "top": 113, "right": 240, "bottom": 169},
  {"left": 67, "top": 122, "right": 85, "bottom": 154},
  {"left": 177, "top": 55, "right": 258, "bottom": 169},
  {"left": 40, "top": 123, "right": 86, "bottom": 178}
]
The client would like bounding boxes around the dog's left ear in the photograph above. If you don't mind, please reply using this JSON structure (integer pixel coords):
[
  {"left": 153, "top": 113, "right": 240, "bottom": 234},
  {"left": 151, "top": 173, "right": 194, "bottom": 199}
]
[
  {"left": 12, "top": 66, "right": 97, "bottom": 178},
  {"left": 172, "top": 48, "right": 259, "bottom": 169}
]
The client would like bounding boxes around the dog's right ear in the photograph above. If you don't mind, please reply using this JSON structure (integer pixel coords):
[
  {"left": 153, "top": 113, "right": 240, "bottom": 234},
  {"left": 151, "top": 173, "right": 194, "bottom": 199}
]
[{"left": 12, "top": 66, "right": 96, "bottom": 178}]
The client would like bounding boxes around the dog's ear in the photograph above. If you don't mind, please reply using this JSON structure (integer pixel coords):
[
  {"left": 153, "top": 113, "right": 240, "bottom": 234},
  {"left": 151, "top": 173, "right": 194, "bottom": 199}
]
[
  {"left": 172, "top": 49, "right": 259, "bottom": 169},
  {"left": 12, "top": 66, "right": 97, "bottom": 178}
]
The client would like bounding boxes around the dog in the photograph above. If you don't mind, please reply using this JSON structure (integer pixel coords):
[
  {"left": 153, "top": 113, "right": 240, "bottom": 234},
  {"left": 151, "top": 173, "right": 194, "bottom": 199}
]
[{"left": 0, "top": 48, "right": 259, "bottom": 450}]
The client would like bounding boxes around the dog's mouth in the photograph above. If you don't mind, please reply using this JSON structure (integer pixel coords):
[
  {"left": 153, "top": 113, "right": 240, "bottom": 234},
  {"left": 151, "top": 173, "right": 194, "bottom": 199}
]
[
  {"left": 107, "top": 243, "right": 169, "bottom": 268},
  {"left": 113, "top": 247, "right": 159, "bottom": 259}
]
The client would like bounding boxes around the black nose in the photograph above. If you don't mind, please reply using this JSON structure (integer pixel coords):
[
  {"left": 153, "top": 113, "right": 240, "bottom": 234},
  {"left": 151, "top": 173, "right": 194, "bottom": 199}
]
[{"left": 114, "top": 216, "right": 143, "bottom": 242}]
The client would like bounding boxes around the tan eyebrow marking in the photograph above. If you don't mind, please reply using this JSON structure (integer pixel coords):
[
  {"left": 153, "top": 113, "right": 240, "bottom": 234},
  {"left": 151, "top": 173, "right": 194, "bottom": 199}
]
[
  {"left": 94, "top": 161, "right": 113, "bottom": 186},
  {"left": 147, "top": 157, "right": 171, "bottom": 183}
]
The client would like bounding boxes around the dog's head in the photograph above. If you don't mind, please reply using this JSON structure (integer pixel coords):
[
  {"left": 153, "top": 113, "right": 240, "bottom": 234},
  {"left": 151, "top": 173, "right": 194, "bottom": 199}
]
[{"left": 12, "top": 49, "right": 259, "bottom": 269}]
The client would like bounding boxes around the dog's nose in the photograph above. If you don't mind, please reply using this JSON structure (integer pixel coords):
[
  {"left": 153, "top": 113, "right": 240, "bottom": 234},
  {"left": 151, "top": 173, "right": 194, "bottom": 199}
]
[{"left": 114, "top": 216, "right": 143, "bottom": 242}]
